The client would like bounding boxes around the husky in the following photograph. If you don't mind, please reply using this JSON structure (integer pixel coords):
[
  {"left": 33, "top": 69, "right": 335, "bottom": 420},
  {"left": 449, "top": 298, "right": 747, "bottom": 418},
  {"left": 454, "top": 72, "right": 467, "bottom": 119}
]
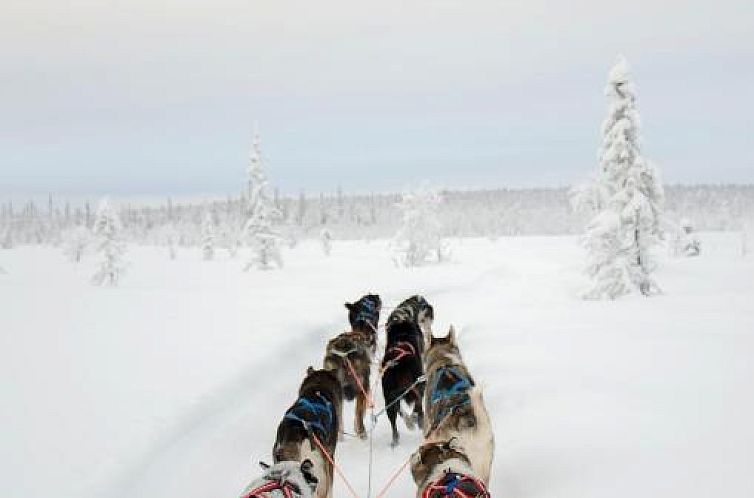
[
  {"left": 410, "top": 440, "right": 491, "bottom": 498},
  {"left": 423, "top": 326, "right": 493, "bottom": 483},
  {"left": 381, "top": 295, "right": 433, "bottom": 447},
  {"left": 323, "top": 330, "right": 373, "bottom": 439},
  {"left": 344, "top": 294, "right": 382, "bottom": 352},
  {"left": 238, "top": 460, "right": 319, "bottom": 498},
  {"left": 323, "top": 294, "right": 381, "bottom": 438},
  {"left": 273, "top": 367, "right": 343, "bottom": 498}
]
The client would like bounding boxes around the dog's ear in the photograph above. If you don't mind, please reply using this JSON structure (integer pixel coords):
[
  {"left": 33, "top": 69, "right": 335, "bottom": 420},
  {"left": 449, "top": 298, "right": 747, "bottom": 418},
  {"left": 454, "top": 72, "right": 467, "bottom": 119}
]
[
  {"left": 345, "top": 302, "right": 355, "bottom": 311},
  {"left": 300, "top": 459, "right": 318, "bottom": 487},
  {"left": 410, "top": 447, "right": 422, "bottom": 467},
  {"left": 447, "top": 325, "right": 457, "bottom": 344},
  {"left": 307, "top": 366, "right": 315, "bottom": 375},
  {"left": 446, "top": 437, "right": 459, "bottom": 450}
]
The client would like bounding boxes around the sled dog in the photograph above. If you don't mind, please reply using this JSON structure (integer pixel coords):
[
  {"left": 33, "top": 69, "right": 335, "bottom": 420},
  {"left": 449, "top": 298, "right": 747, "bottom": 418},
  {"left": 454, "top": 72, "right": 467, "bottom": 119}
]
[
  {"left": 410, "top": 440, "right": 491, "bottom": 498},
  {"left": 381, "top": 295, "right": 433, "bottom": 446},
  {"left": 273, "top": 367, "right": 343, "bottom": 498},
  {"left": 423, "top": 326, "right": 493, "bottom": 483},
  {"left": 239, "top": 460, "right": 318, "bottom": 498}
]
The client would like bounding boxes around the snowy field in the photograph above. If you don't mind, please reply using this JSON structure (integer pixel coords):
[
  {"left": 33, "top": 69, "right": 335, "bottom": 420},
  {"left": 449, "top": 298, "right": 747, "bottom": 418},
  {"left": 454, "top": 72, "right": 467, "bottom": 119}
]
[{"left": 2, "top": 233, "right": 753, "bottom": 498}]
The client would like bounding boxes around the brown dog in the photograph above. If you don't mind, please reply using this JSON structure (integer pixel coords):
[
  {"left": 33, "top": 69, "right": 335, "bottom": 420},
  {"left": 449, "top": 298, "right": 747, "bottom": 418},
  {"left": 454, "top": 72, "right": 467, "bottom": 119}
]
[
  {"left": 423, "top": 327, "right": 493, "bottom": 484},
  {"left": 273, "top": 367, "right": 343, "bottom": 498},
  {"left": 323, "top": 294, "right": 382, "bottom": 439},
  {"left": 323, "top": 330, "right": 372, "bottom": 439}
]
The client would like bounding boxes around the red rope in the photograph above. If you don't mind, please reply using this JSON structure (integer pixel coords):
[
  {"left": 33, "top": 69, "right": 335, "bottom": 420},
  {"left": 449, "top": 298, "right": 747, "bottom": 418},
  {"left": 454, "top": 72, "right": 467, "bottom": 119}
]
[
  {"left": 309, "top": 430, "right": 361, "bottom": 498},
  {"left": 241, "top": 479, "right": 295, "bottom": 498},
  {"left": 344, "top": 355, "right": 374, "bottom": 408},
  {"left": 373, "top": 454, "right": 412, "bottom": 498}
]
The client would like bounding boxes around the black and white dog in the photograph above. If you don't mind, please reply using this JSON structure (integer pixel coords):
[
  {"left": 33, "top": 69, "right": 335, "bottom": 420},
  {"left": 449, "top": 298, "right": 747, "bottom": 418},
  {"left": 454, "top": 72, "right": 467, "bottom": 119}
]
[
  {"left": 381, "top": 295, "right": 434, "bottom": 447},
  {"left": 238, "top": 460, "right": 318, "bottom": 498}
]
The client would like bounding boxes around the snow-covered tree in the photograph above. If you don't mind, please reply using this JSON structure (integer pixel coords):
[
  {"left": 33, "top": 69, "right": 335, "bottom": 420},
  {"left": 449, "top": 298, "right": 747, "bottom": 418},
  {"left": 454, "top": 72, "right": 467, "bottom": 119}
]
[
  {"left": 201, "top": 213, "right": 215, "bottom": 260},
  {"left": 91, "top": 198, "right": 127, "bottom": 286},
  {"left": 575, "top": 56, "right": 665, "bottom": 299},
  {"left": 167, "top": 232, "right": 177, "bottom": 260},
  {"left": 1, "top": 226, "right": 13, "bottom": 249},
  {"left": 320, "top": 228, "right": 332, "bottom": 256},
  {"left": 243, "top": 126, "right": 284, "bottom": 270},
  {"left": 391, "top": 185, "right": 448, "bottom": 267},
  {"left": 63, "top": 225, "right": 91, "bottom": 263}
]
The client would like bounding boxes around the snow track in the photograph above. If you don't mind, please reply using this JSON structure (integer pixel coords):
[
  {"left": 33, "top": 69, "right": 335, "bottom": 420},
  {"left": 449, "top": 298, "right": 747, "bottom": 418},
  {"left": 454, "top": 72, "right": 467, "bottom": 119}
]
[{"left": 2, "top": 235, "right": 754, "bottom": 498}]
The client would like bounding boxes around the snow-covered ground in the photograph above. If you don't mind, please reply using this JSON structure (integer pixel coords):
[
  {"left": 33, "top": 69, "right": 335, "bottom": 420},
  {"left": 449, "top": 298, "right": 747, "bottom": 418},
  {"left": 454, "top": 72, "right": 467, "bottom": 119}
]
[{"left": 2, "top": 233, "right": 753, "bottom": 498}]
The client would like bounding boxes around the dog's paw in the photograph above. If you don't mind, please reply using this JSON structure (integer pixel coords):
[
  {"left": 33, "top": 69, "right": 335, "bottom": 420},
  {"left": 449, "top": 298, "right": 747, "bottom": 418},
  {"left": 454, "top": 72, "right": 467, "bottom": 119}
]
[{"left": 401, "top": 412, "right": 416, "bottom": 430}]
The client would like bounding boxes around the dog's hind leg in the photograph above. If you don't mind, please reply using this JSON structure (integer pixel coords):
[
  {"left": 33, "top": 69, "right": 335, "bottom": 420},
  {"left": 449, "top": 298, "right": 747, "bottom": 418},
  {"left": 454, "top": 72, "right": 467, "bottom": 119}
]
[
  {"left": 400, "top": 403, "right": 416, "bottom": 430},
  {"left": 414, "top": 394, "right": 425, "bottom": 432},
  {"left": 386, "top": 398, "right": 400, "bottom": 447},
  {"left": 355, "top": 391, "right": 367, "bottom": 439}
]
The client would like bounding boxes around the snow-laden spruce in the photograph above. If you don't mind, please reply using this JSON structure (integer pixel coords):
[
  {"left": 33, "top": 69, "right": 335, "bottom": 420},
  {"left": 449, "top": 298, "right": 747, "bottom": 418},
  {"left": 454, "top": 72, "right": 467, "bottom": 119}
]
[
  {"left": 91, "top": 198, "right": 127, "bottom": 286},
  {"left": 201, "top": 212, "right": 215, "bottom": 261},
  {"left": 391, "top": 185, "right": 448, "bottom": 267},
  {"left": 243, "top": 126, "right": 284, "bottom": 271},
  {"left": 573, "top": 56, "right": 664, "bottom": 299}
]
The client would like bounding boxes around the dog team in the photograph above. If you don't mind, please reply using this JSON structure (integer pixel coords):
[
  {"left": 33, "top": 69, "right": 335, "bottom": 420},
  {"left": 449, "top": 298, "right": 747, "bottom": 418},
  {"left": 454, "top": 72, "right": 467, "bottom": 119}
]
[{"left": 238, "top": 294, "right": 494, "bottom": 498}]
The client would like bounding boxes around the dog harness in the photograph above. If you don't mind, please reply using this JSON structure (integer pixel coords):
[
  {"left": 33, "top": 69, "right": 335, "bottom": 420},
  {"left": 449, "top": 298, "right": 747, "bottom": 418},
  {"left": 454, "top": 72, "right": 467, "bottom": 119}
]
[
  {"left": 421, "top": 471, "right": 490, "bottom": 498},
  {"left": 429, "top": 366, "right": 473, "bottom": 428},
  {"left": 283, "top": 392, "right": 334, "bottom": 442},
  {"left": 241, "top": 478, "right": 298, "bottom": 498},
  {"left": 382, "top": 340, "right": 417, "bottom": 369}
]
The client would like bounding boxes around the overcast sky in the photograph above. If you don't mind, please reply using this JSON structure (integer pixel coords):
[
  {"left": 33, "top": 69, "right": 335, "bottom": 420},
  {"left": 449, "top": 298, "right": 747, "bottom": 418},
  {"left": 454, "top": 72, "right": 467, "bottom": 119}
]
[{"left": 1, "top": 0, "right": 752, "bottom": 196}]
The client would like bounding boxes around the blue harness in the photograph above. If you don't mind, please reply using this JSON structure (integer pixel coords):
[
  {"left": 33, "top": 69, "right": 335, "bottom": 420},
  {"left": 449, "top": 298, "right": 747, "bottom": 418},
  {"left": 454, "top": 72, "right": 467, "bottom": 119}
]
[
  {"left": 283, "top": 392, "right": 334, "bottom": 441},
  {"left": 429, "top": 366, "right": 473, "bottom": 428},
  {"left": 354, "top": 297, "right": 380, "bottom": 329}
]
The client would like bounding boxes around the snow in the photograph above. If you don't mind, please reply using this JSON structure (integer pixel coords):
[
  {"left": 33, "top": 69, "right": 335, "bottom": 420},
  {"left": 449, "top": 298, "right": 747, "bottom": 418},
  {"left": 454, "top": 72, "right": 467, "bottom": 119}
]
[{"left": 1, "top": 234, "right": 754, "bottom": 498}]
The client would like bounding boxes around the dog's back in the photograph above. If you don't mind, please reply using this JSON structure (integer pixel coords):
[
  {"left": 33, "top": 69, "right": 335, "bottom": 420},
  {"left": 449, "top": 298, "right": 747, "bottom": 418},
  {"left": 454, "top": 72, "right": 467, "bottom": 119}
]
[
  {"left": 323, "top": 330, "right": 372, "bottom": 438},
  {"left": 273, "top": 368, "right": 343, "bottom": 498},
  {"left": 381, "top": 295, "right": 434, "bottom": 446},
  {"left": 410, "top": 441, "right": 489, "bottom": 498},
  {"left": 423, "top": 327, "right": 493, "bottom": 484}
]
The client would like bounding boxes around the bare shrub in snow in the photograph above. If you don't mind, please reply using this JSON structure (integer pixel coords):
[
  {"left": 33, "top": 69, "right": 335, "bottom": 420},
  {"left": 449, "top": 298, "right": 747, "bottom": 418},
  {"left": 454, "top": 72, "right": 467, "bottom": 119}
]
[
  {"left": 201, "top": 213, "right": 215, "bottom": 261},
  {"left": 243, "top": 126, "right": 283, "bottom": 270},
  {"left": 320, "top": 228, "right": 332, "bottom": 256},
  {"left": 63, "top": 225, "right": 91, "bottom": 263},
  {"left": 391, "top": 186, "right": 448, "bottom": 267},
  {"left": 91, "top": 198, "right": 127, "bottom": 286},
  {"left": 575, "top": 56, "right": 665, "bottom": 299}
]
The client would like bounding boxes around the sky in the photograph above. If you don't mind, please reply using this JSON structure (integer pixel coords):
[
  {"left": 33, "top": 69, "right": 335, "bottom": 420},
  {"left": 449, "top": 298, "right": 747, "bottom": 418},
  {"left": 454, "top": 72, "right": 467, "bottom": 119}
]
[{"left": 1, "top": 0, "right": 753, "bottom": 196}]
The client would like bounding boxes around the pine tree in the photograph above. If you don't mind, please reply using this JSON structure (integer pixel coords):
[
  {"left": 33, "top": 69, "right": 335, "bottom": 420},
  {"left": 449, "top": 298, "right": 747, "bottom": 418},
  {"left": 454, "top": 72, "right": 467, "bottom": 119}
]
[
  {"left": 577, "top": 56, "right": 665, "bottom": 299},
  {"left": 201, "top": 212, "right": 215, "bottom": 260},
  {"left": 243, "top": 125, "right": 283, "bottom": 270},
  {"left": 91, "top": 198, "right": 127, "bottom": 286},
  {"left": 391, "top": 185, "right": 448, "bottom": 267}
]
